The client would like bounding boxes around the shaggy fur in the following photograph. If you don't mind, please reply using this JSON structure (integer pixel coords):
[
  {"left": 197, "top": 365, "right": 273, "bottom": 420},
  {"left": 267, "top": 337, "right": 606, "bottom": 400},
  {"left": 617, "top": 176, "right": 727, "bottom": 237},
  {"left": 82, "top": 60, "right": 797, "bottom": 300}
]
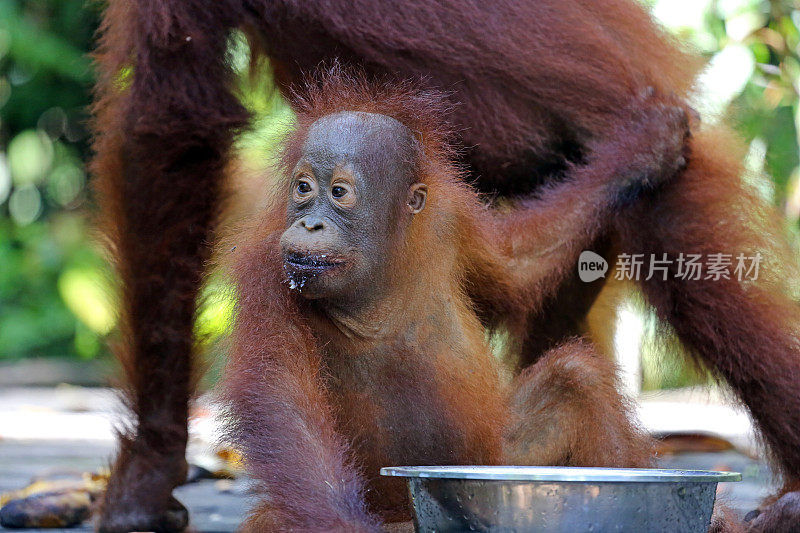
[
  {"left": 504, "top": 339, "right": 654, "bottom": 467},
  {"left": 220, "top": 76, "right": 658, "bottom": 530},
  {"left": 91, "top": 2, "right": 249, "bottom": 530},
  {"left": 91, "top": 0, "right": 800, "bottom": 530}
]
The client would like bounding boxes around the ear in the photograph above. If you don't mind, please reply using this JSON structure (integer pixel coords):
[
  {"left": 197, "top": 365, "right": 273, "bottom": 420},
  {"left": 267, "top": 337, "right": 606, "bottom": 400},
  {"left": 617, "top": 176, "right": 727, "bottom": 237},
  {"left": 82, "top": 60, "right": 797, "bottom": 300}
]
[{"left": 407, "top": 183, "right": 427, "bottom": 214}]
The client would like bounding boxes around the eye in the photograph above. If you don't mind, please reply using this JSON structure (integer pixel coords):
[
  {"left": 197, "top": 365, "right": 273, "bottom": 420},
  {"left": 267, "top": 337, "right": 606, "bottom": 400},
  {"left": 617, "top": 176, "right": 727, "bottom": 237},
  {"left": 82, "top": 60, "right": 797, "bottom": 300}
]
[
  {"left": 329, "top": 182, "right": 356, "bottom": 207},
  {"left": 292, "top": 175, "right": 316, "bottom": 204}
]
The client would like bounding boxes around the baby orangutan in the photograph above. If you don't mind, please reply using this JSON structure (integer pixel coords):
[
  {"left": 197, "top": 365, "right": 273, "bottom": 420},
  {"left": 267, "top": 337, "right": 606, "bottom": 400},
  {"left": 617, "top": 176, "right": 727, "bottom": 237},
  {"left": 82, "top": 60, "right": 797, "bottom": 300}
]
[{"left": 222, "top": 75, "right": 689, "bottom": 531}]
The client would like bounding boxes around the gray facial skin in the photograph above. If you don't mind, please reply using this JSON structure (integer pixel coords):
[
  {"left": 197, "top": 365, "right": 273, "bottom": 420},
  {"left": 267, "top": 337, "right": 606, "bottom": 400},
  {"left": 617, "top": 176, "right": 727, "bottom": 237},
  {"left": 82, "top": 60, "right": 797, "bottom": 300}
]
[{"left": 279, "top": 111, "right": 422, "bottom": 302}]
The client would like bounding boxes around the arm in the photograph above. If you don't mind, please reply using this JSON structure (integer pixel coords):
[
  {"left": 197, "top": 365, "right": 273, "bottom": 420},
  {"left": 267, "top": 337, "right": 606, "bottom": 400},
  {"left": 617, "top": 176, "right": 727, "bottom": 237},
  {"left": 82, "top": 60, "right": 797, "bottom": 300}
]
[
  {"left": 220, "top": 233, "right": 379, "bottom": 533},
  {"left": 489, "top": 93, "right": 691, "bottom": 313}
]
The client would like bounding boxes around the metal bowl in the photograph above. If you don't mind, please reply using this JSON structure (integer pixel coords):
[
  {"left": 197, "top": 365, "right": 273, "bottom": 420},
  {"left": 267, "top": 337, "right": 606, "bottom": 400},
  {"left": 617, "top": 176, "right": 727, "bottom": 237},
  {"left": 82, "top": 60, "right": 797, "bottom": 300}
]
[{"left": 380, "top": 466, "right": 741, "bottom": 533}]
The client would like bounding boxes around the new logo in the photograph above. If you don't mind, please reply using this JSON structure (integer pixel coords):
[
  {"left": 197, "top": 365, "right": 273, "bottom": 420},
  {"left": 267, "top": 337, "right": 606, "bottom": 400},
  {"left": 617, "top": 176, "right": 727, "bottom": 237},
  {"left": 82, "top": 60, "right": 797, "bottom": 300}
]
[{"left": 578, "top": 251, "right": 608, "bottom": 282}]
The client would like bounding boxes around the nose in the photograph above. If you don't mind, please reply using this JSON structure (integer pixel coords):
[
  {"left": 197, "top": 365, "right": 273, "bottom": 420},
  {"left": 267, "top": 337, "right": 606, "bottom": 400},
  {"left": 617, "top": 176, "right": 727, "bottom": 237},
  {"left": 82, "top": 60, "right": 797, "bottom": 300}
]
[{"left": 300, "top": 217, "right": 325, "bottom": 232}]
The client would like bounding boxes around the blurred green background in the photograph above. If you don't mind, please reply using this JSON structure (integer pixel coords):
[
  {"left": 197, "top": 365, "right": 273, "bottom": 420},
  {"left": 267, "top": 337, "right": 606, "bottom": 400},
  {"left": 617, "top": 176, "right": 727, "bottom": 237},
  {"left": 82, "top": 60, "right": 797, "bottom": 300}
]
[{"left": 0, "top": 0, "right": 797, "bottom": 388}]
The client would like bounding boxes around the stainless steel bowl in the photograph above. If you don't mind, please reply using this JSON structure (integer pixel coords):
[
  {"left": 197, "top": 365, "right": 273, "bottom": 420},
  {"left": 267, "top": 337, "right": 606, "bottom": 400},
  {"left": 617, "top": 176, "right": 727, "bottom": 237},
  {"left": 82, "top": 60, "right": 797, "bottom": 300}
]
[{"left": 380, "top": 466, "right": 741, "bottom": 533}]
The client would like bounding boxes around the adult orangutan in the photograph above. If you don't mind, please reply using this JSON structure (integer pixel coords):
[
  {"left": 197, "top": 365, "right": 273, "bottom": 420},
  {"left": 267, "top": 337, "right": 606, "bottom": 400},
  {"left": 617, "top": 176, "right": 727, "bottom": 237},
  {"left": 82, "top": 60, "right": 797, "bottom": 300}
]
[
  {"left": 91, "top": 0, "right": 800, "bottom": 531},
  {"left": 220, "top": 75, "right": 681, "bottom": 531}
]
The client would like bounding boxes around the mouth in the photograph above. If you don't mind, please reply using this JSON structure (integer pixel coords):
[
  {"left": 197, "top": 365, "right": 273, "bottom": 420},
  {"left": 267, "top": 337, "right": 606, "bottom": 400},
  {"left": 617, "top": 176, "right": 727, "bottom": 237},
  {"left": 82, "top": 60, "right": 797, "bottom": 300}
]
[
  {"left": 283, "top": 252, "right": 342, "bottom": 273},
  {"left": 283, "top": 252, "right": 344, "bottom": 293}
]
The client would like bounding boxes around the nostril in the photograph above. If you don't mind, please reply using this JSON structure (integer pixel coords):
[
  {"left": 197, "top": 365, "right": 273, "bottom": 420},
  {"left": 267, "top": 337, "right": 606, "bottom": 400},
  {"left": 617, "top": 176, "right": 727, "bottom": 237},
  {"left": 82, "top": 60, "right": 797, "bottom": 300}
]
[{"left": 300, "top": 219, "right": 324, "bottom": 232}]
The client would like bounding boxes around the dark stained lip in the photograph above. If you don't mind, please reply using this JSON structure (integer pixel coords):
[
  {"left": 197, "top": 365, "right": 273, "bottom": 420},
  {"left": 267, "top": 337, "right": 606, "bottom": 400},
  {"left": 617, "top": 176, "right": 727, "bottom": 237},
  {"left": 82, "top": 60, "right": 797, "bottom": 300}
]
[{"left": 284, "top": 252, "right": 342, "bottom": 272}]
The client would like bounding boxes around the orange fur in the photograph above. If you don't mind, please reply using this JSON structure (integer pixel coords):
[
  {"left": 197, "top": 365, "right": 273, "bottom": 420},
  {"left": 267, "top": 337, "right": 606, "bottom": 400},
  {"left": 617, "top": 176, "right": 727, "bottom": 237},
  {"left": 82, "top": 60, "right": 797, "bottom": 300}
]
[
  {"left": 221, "top": 74, "right": 677, "bottom": 530},
  {"left": 504, "top": 339, "right": 653, "bottom": 467}
]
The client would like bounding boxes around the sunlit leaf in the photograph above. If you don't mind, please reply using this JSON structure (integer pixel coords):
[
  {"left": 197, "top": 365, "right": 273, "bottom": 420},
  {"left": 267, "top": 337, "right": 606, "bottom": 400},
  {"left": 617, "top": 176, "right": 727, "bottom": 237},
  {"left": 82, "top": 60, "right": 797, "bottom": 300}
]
[
  {"left": 57, "top": 268, "right": 116, "bottom": 335},
  {"left": 195, "top": 283, "right": 236, "bottom": 342},
  {"left": 7, "top": 130, "right": 53, "bottom": 186}
]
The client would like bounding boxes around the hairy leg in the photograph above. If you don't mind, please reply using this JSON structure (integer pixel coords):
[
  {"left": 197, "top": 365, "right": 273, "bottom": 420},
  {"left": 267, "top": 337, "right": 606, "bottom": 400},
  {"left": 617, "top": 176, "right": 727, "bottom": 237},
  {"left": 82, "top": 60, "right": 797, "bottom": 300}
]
[
  {"left": 615, "top": 127, "right": 800, "bottom": 530},
  {"left": 92, "top": 2, "right": 248, "bottom": 531},
  {"left": 503, "top": 338, "right": 653, "bottom": 467},
  {"left": 505, "top": 339, "right": 745, "bottom": 532}
]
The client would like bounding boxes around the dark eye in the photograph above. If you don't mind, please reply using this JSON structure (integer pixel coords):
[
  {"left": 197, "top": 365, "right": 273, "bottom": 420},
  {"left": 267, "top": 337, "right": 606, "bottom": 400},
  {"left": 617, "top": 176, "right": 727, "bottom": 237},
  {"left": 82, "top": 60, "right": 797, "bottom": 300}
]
[
  {"left": 297, "top": 180, "right": 312, "bottom": 194},
  {"left": 331, "top": 185, "right": 347, "bottom": 198}
]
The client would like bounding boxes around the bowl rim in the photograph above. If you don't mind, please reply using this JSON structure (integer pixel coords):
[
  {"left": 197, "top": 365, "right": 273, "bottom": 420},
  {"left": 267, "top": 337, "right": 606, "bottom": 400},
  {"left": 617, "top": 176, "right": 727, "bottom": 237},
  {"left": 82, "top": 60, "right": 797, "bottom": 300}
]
[{"left": 379, "top": 465, "right": 742, "bottom": 483}]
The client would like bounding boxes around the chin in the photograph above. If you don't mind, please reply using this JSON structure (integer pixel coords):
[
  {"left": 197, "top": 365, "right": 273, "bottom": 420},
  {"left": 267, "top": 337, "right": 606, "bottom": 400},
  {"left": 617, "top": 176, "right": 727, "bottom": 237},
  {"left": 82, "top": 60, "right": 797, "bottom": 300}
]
[{"left": 282, "top": 256, "right": 344, "bottom": 297}]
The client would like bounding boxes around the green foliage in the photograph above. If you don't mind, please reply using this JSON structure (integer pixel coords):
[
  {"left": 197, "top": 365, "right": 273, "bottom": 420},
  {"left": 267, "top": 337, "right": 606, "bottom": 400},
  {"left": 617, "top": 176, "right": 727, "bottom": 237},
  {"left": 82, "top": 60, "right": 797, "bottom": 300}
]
[{"left": 0, "top": 0, "right": 103, "bottom": 359}]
